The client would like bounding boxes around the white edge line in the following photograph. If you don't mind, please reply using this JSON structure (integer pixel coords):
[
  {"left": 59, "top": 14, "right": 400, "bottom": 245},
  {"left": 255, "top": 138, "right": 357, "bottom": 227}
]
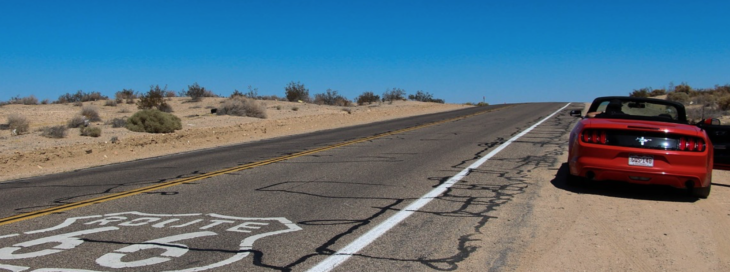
[{"left": 307, "top": 103, "right": 571, "bottom": 272}]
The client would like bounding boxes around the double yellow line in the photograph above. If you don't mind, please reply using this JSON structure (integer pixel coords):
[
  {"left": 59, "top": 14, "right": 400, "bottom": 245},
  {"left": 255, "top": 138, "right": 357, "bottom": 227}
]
[{"left": 0, "top": 106, "right": 508, "bottom": 226}]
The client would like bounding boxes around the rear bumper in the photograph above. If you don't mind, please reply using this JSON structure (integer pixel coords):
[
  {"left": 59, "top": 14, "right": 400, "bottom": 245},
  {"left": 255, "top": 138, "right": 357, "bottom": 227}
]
[{"left": 569, "top": 144, "right": 712, "bottom": 189}]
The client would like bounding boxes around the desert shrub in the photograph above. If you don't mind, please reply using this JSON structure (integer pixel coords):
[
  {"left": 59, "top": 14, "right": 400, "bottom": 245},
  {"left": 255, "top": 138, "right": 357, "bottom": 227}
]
[
  {"left": 674, "top": 82, "right": 693, "bottom": 95},
  {"left": 7, "top": 114, "right": 30, "bottom": 135},
  {"left": 68, "top": 115, "right": 87, "bottom": 128},
  {"left": 41, "top": 99, "right": 50, "bottom": 105},
  {"left": 476, "top": 102, "right": 489, "bottom": 107},
  {"left": 40, "top": 125, "right": 67, "bottom": 138},
  {"left": 184, "top": 82, "right": 216, "bottom": 102},
  {"left": 110, "top": 136, "right": 119, "bottom": 143},
  {"left": 356, "top": 91, "right": 380, "bottom": 105},
  {"left": 245, "top": 86, "right": 258, "bottom": 99},
  {"left": 57, "top": 90, "right": 107, "bottom": 103},
  {"left": 314, "top": 89, "right": 350, "bottom": 106},
  {"left": 137, "top": 85, "right": 171, "bottom": 111},
  {"left": 342, "top": 108, "right": 352, "bottom": 114},
  {"left": 104, "top": 100, "right": 117, "bottom": 107},
  {"left": 231, "top": 89, "right": 244, "bottom": 98},
  {"left": 650, "top": 89, "right": 667, "bottom": 97},
  {"left": 259, "top": 95, "right": 281, "bottom": 101},
  {"left": 285, "top": 81, "right": 310, "bottom": 102},
  {"left": 73, "top": 101, "right": 83, "bottom": 107},
  {"left": 126, "top": 109, "right": 182, "bottom": 133},
  {"left": 292, "top": 106, "right": 299, "bottom": 111},
  {"left": 7, "top": 95, "right": 39, "bottom": 105},
  {"left": 107, "top": 118, "right": 127, "bottom": 128},
  {"left": 158, "top": 102, "right": 174, "bottom": 113},
  {"left": 80, "top": 126, "right": 102, "bottom": 137},
  {"left": 408, "top": 90, "right": 444, "bottom": 103},
  {"left": 629, "top": 88, "right": 651, "bottom": 98},
  {"left": 666, "top": 92, "right": 690, "bottom": 104},
  {"left": 718, "top": 96, "right": 730, "bottom": 111},
  {"left": 165, "top": 90, "right": 177, "bottom": 98},
  {"left": 217, "top": 96, "right": 267, "bottom": 118},
  {"left": 115, "top": 89, "right": 137, "bottom": 104},
  {"left": 81, "top": 105, "right": 102, "bottom": 122},
  {"left": 383, "top": 88, "right": 406, "bottom": 103}
]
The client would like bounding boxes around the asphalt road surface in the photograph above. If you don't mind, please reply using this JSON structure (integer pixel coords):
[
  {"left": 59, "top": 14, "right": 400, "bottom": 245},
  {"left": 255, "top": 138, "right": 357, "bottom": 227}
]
[{"left": 0, "top": 102, "right": 574, "bottom": 271}]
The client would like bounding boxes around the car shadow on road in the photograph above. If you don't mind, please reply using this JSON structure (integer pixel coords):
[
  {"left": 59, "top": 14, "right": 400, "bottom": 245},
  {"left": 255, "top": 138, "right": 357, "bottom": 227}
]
[{"left": 551, "top": 163, "right": 699, "bottom": 203}]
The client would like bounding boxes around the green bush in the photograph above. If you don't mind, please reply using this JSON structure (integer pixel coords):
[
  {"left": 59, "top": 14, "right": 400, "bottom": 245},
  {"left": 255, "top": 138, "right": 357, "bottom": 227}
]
[
  {"left": 126, "top": 109, "right": 182, "bottom": 133},
  {"left": 80, "top": 126, "right": 102, "bottom": 137},
  {"left": 7, "top": 114, "right": 30, "bottom": 135},
  {"left": 217, "top": 96, "right": 267, "bottom": 118},
  {"left": 40, "top": 125, "right": 67, "bottom": 138},
  {"left": 57, "top": 90, "right": 107, "bottom": 103}
]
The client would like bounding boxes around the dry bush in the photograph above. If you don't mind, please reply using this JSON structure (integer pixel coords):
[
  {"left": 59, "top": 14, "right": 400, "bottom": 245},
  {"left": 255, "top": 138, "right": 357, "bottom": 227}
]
[
  {"left": 80, "top": 126, "right": 102, "bottom": 137},
  {"left": 8, "top": 95, "right": 39, "bottom": 105},
  {"left": 40, "top": 125, "right": 67, "bottom": 138},
  {"left": 73, "top": 101, "right": 83, "bottom": 107},
  {"left": 106, "top": 118, "right": 127, "bottom": 128},
  {"left": 185, "top": 82, "right": 216, "bottom": 102},
  {"left": 357, "top": 91, "right": 380, "bottom": 105},
  {"left": 666, "top": 92, "right": 690, "bottom": 104},
  {"left": 285, "top": 81, "right": 310, "bottom": 102},
  {"left": 217, "top": 96, "right": 267, "bottom": 119},
  {"left": 81, "top": 106, "right": 102, "bottom": 122},
  {"left": 115, "top": 89, "right": 137, "bottom": 104},
  {"left": 67, "top": 115, "right": 87, "bottom": 128},
  {"left": 126, "top": 110, "right": 182, "bottom": 133},
  {"left": 104, "top": 100, "right": 117, "bottom": 107},
  {"left": 718, "top": 96, "right": 730, "bottom": 111},
  {"left": 7, "top": 114, "right": 30, "bottom": 135}
]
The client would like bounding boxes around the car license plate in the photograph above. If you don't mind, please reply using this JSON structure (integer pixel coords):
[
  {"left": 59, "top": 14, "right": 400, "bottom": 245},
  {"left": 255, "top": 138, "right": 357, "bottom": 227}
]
[{"left": 629, "top": 154, "right": 654, "bottom": 167}]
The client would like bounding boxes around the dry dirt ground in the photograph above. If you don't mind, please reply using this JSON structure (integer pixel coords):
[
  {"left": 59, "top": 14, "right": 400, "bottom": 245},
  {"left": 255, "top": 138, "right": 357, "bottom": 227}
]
[{"left": 0, "top": 98, "right": 469, "bottom": 182}]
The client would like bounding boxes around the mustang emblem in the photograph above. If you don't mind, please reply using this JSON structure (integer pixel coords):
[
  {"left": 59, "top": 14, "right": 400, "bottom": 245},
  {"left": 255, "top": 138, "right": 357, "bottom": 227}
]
[{"left": 636, "top": 137, "right": 652, "bottom": 146}]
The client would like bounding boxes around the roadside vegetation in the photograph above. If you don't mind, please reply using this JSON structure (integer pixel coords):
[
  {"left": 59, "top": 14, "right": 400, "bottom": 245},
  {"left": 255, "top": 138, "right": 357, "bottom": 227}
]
[{"left": 629, "top": 83, "right": 730, "bottom": 123}]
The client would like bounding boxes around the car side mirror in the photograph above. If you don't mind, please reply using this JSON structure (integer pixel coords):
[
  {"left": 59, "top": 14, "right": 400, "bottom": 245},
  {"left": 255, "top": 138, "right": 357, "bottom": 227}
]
[
  {"left": 703, "top": 118, "right": 721, "bottom": 125},
  {"left": 569, "top": 110, "right": 582, "bottom": 117}
]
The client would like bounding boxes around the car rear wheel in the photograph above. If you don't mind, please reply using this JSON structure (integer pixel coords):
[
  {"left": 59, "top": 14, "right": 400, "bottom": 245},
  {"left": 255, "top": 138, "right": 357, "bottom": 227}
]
[{"left": 691, "top": 184, "right": 711, "bottom": 199}]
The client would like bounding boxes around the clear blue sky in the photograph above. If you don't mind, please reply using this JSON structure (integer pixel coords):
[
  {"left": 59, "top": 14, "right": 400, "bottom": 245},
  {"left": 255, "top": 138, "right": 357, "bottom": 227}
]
[{"left": 1, "top": 0, "right": 728, "bottom": 104}]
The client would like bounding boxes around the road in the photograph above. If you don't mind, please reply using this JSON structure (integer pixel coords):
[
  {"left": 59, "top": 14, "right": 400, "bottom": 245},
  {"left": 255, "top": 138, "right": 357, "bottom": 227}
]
[{"left": 1, "top": 101, "right": 726, "bottom": 272}]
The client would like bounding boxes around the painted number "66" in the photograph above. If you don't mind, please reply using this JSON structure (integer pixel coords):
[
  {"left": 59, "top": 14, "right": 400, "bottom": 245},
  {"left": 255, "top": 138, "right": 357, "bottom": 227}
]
[{"left": 0, "top": 227, "right": 217, "bottom": 268}]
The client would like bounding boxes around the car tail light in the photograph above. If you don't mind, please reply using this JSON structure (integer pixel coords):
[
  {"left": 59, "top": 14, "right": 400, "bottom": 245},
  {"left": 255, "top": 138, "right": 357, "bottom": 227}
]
[
  {"left": 678, "top": 136, "right": 706, "bottom": 152},
  {"left": 581, "top": 129, "right": 607, "bottom": 144}
]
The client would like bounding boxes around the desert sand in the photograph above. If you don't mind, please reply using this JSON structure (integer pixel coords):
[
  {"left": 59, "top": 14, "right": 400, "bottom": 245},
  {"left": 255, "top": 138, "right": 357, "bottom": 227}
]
[{"left": 0, "top": 98, "right": 469, "bottom": 182}]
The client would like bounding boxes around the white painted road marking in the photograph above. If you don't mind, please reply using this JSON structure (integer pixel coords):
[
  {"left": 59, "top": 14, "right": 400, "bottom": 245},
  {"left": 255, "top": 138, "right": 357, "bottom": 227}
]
[{"left": 308, "top": 103, "right": 571, "bottom": 272}]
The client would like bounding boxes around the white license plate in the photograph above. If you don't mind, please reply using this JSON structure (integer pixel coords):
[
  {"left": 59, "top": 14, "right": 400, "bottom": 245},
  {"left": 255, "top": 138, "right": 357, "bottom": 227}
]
[{"left": 629, "top": 154, "right": 654, "bottom": 167}]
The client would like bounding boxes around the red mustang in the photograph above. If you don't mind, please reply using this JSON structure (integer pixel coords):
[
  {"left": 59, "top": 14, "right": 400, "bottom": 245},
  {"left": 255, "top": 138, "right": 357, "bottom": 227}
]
[{"left": 568, "top": 96, "right": 713, "bottom": 198}]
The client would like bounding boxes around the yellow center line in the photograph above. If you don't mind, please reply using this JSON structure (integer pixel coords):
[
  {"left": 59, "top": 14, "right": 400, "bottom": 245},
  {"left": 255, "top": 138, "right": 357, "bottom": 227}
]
[{"left": 0, "top": 106, "right": 510, "bottom": 226}]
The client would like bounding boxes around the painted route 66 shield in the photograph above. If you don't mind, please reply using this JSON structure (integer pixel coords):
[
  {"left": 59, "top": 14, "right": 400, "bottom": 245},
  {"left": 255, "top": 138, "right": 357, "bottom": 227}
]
[{"left": 0, "top": 211, "right": 301, "bottom": 271}]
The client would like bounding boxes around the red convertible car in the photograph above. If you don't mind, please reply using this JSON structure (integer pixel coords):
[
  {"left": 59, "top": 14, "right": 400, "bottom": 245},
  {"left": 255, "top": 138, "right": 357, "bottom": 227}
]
[{"left": 568, "top": 96, "right": 713, "bottom": 198}]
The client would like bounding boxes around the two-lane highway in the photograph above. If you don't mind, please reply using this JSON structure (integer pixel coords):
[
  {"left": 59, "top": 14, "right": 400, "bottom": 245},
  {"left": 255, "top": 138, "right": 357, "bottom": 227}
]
[{"left": 0, "top": 102, "right": 579, "bottom": 271}]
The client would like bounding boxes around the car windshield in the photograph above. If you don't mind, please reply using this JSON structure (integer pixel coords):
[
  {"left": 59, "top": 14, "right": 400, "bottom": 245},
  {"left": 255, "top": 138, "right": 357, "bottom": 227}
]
[{"left": 593, "top": 99, "right": 681, "bottom": 122}]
